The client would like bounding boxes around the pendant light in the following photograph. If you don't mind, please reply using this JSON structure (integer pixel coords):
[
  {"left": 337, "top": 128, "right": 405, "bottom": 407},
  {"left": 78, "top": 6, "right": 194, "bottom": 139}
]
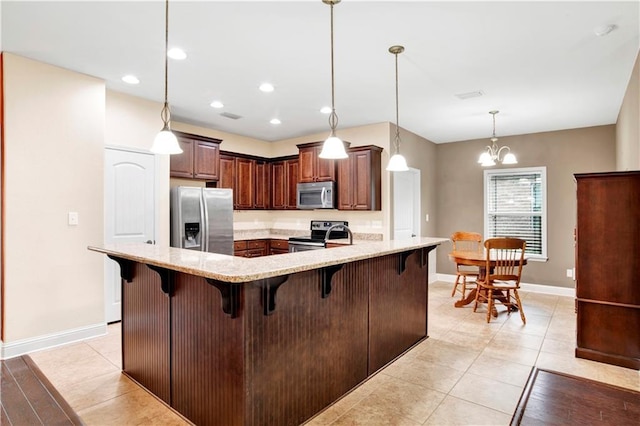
[
  {"left": 150, "top": 0, "right": 182, "bottom": 155},
  {"left": 386, "top": 45, "right": 409, "bottom": 172},
  {"left": 478, "top": 110, "right": 517, "bottom": 166},
  {"left": 319, "top": 0, "right": 348, "bottom": 159}
]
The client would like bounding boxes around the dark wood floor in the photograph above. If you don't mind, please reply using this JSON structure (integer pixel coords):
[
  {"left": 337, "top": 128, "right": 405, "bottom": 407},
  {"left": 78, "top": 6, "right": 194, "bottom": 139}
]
[
  {"left": 1, "top": 355, "right": 83, "bottom": 426},
  {"left": 512, "top": 368, "right": 640, "bottom": 425}
]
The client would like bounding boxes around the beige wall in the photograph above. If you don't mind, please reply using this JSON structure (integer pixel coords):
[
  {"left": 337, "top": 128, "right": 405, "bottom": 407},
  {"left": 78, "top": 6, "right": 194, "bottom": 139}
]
[
  {"left": 616, "top": 51, "right": 639, "bottom": 171},
  {"left": 435, "top": 125, "right": 616, "bottom": 288},
  {"left": 3, "top": 53, "right": 104, "bottom": 342},
  {"left": 390, "top": 124, "right": 438, "bottom": 238},
  {"left": 105, "top": 91, "right": 172, "bottom": 245}
]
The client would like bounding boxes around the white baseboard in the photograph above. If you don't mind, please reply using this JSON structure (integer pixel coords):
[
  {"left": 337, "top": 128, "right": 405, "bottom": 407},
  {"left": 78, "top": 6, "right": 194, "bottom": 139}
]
[
  {"left": 435, "top": 273, "right": 575, "bottom": 298},
  {"left": 0, "top": 322, "right": 107, "bottom": 360}
]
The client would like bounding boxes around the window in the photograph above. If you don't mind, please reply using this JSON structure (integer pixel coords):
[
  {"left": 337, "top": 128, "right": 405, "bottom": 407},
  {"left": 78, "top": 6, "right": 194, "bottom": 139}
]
[{"left": 484, "top": 167, "right": 547, "bottom": 260}]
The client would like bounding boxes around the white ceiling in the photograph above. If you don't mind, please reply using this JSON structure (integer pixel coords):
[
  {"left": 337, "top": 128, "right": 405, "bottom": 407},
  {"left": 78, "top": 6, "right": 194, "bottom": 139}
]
[{"left": 2, "top": 1, "right": 639, "bottom": 143}]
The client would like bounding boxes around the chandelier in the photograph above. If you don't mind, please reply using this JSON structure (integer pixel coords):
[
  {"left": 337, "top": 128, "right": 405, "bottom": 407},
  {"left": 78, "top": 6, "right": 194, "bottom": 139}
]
[
  {"left": 478, "top": 110, "right": 516, "bottom": 166},
  {"left": 386, "top": 45, "right": 409, "bottom": 172},
  {"left": 150, "top": 0, "right": 182, "bottom": 155},
  {"left": 319, "top": 0, "right": 348, "bottom": 159}
]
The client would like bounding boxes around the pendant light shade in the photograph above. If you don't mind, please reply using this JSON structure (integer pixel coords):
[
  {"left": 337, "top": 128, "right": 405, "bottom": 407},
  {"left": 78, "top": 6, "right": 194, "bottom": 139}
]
[
  {"left": 386, "top": 45, "right": 409, "bottom": 172},
  {"left": 152, "top": 124, "right": 182, "bottom": 155},
  {"left": 477, "top": 110, "right": 516, "bottom": 166},
  {"left": 319, "top": 0, "right": 348, "bottom": 160},
  {"left": 320, "top": 134, "right": 348, "bottom": 159},
  {"left": 387, "top": 153, "right": 409, "bottom": 171},
  {"left": 150, "top": 0, "right": 182, "bottom": 155}
]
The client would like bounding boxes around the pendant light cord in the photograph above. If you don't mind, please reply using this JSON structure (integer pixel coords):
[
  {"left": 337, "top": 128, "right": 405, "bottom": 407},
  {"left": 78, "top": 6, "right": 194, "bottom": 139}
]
[
  {"left": 388, "top": 45, "right": 404, "bottom": 154},
  {"left": 160, "top": 0, "right": 171, "bottom": 127},
  {"left": 394, "top": 51, "right": 401, "bottom": 153},
  {"left": 328, "top": 2, "right": 338, "bottom": 134},
  {"left": 492, "top": 111, "right": 496, "bottom": 140}
]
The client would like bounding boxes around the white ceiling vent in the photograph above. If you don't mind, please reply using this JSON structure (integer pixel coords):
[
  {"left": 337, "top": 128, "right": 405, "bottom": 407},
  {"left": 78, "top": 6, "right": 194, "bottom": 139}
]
[
  {"left": 455, "top": 90, "right": 484, "bottom": 100},
  {"left": 220, "top": 112, "right": 242, "bottom": 120}
]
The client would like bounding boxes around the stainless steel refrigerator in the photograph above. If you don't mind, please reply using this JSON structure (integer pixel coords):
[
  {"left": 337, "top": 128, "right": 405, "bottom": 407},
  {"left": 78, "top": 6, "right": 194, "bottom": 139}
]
[{"left": 170, "top": 186, "right": 234, "bottom": 255}]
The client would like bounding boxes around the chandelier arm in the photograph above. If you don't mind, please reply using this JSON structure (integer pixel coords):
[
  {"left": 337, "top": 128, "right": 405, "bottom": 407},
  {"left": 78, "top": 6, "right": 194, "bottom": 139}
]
[{"left": 496, "top": 145, "right": 510, "bottom": 161}]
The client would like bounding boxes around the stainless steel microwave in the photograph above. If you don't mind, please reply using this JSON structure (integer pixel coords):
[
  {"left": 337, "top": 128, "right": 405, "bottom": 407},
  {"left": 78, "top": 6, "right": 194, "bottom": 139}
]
[{"left": 296, "top": 181, "right": 336, "bottom": 209}]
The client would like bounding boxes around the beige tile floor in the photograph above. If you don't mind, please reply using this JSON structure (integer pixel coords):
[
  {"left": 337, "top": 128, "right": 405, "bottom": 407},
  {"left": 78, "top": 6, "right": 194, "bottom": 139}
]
[{"left": 29, "top": 281, "right": 639, "bottom": 425}]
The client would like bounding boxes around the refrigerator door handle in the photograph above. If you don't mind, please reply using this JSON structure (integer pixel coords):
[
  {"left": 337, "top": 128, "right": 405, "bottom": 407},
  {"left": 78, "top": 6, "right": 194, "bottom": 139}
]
[{"left": 201, "top": 191, "right": 209, "bottom": 252}]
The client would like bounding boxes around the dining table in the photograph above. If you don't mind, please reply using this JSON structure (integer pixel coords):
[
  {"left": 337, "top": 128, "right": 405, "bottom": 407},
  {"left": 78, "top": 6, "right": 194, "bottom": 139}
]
[{"left": 448, "top": 249, "right": 528, "bottom": 308}]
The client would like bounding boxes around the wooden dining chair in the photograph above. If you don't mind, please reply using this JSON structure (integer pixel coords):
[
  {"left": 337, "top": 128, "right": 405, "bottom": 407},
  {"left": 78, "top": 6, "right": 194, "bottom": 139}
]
[
  {"left": 450, "top": 231, "right": 483, "bottom": 299},
  {"left": 474, "top": 237, "right": 527, "bottom": 324}
]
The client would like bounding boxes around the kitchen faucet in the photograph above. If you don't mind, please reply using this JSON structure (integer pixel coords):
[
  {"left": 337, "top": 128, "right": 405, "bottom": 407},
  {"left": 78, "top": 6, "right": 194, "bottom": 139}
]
[{"left": 324, "top": 224, "right": 353, "bottom": 245}]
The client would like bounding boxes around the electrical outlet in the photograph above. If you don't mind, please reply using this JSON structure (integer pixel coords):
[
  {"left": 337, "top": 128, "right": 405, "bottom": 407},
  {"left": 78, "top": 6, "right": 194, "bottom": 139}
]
[
  {"left": 566, "top": 268, "right": 573, "bottom": 278},
  {"left": 425, "top": 214, "right": 429, "bottom": 222},
  {"left": 68, "top": 212, "right": 79, "bottom": 226}
]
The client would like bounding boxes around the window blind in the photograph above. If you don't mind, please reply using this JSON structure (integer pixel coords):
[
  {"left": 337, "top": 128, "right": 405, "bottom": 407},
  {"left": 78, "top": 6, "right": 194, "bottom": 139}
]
[{"left": 487, "top": 172, "right": 543, "bottom": 255}]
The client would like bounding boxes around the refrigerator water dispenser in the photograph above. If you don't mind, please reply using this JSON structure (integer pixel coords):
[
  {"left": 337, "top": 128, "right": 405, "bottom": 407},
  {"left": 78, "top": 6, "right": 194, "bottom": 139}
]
[{"left": 184, "top": 222, "right": 200, "bottom": 248}]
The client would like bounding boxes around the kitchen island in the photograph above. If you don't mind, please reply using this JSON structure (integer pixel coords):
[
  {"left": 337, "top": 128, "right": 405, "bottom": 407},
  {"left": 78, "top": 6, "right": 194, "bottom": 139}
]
[{"left": 89, "top": 237, "right": 446, "bottom": 426}]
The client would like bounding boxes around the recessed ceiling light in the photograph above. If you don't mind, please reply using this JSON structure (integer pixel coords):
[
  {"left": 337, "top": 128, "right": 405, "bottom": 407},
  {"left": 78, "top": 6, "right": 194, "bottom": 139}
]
[
  {"left": 270, "top": 118, "right": 281, "bottom": 125},
  {"left": 167, "top": 48, "right": 187, "bottom": 60},
  {"left": 121, "top": 75, "right": 140, "bottom": 85},
  {"left": 259, "top": 83, "right": 275, "bottom": 93},
  {"left": 210, "top": 100, "right": 224, "bottom": 109},
  {"left": 594, "top": 24, "right": 617, "bottom": 37},
  {"left": 320, "top": 106, "right": 332, "bottom": 114}
]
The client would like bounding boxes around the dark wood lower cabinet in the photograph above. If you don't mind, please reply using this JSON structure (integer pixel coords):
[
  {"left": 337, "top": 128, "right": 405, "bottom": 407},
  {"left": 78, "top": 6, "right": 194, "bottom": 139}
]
[{"left": 118, "top": 248, "right": 432, "bottom": 425}]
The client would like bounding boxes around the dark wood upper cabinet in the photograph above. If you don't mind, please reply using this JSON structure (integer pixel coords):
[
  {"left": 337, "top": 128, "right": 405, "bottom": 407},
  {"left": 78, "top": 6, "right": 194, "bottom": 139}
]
[
  {"left": 170, "top": 131, "right": 222, "bottom": 180},
  {"left": 338, "top": 145, "right": 382, "bottom": 211},
  {"left": 171, "top": 136, "right": 380, "bottom": 212},
  {"left": 271, "top": 157, "right": 299, "bottom": 210},
  {"left": 218, "top": 154, "right": 235, "bottom": 191},
  {"left": 254, "top": 160, "right": 271, "bottom": 210},
  {"left": 219, "top": 153, "right": 272, "bottom": 210},
  {"left": 235, "top": 157, "right": 255, "bottom": 210},
  {"left": 170, "top": 138, "right": 195, "bottom": 178},
  {"left": 286, "top": 159, "right": 299, "bottom": 208},
  {"left": 297, "top": 142, "right": 340, "bottom": 183}
]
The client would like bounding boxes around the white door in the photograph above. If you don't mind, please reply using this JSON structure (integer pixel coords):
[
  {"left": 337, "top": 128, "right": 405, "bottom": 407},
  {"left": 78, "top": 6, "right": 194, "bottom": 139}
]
[
  {"left": 104, "top": 148, "right": 155, "bottom": 322},
  {"left": 393, "top": 167, "right": 420, "bottom": 239}
]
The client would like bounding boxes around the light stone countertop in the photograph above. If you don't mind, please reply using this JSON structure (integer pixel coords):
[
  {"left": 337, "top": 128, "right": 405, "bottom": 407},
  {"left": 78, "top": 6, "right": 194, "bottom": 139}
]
[{"left": 89, "top": 237, "right": 448, "bottom": 283}]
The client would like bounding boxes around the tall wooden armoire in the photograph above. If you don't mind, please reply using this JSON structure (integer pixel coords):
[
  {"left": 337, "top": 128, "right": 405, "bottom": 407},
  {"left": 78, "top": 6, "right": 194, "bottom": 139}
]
[{"left": 574, "top": 171, "right": 640, "bottom": 370}]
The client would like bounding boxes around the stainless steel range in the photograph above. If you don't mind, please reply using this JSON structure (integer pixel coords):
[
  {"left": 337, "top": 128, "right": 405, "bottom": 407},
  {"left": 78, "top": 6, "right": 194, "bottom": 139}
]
[{"left": 288, "top": 220, "right": 350, "bottom": 252}]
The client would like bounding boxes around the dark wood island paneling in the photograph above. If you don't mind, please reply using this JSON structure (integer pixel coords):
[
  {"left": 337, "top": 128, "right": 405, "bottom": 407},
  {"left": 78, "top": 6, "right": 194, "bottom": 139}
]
[{"left": 103, "top": 243, "right": 438, "bottom": 425}]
